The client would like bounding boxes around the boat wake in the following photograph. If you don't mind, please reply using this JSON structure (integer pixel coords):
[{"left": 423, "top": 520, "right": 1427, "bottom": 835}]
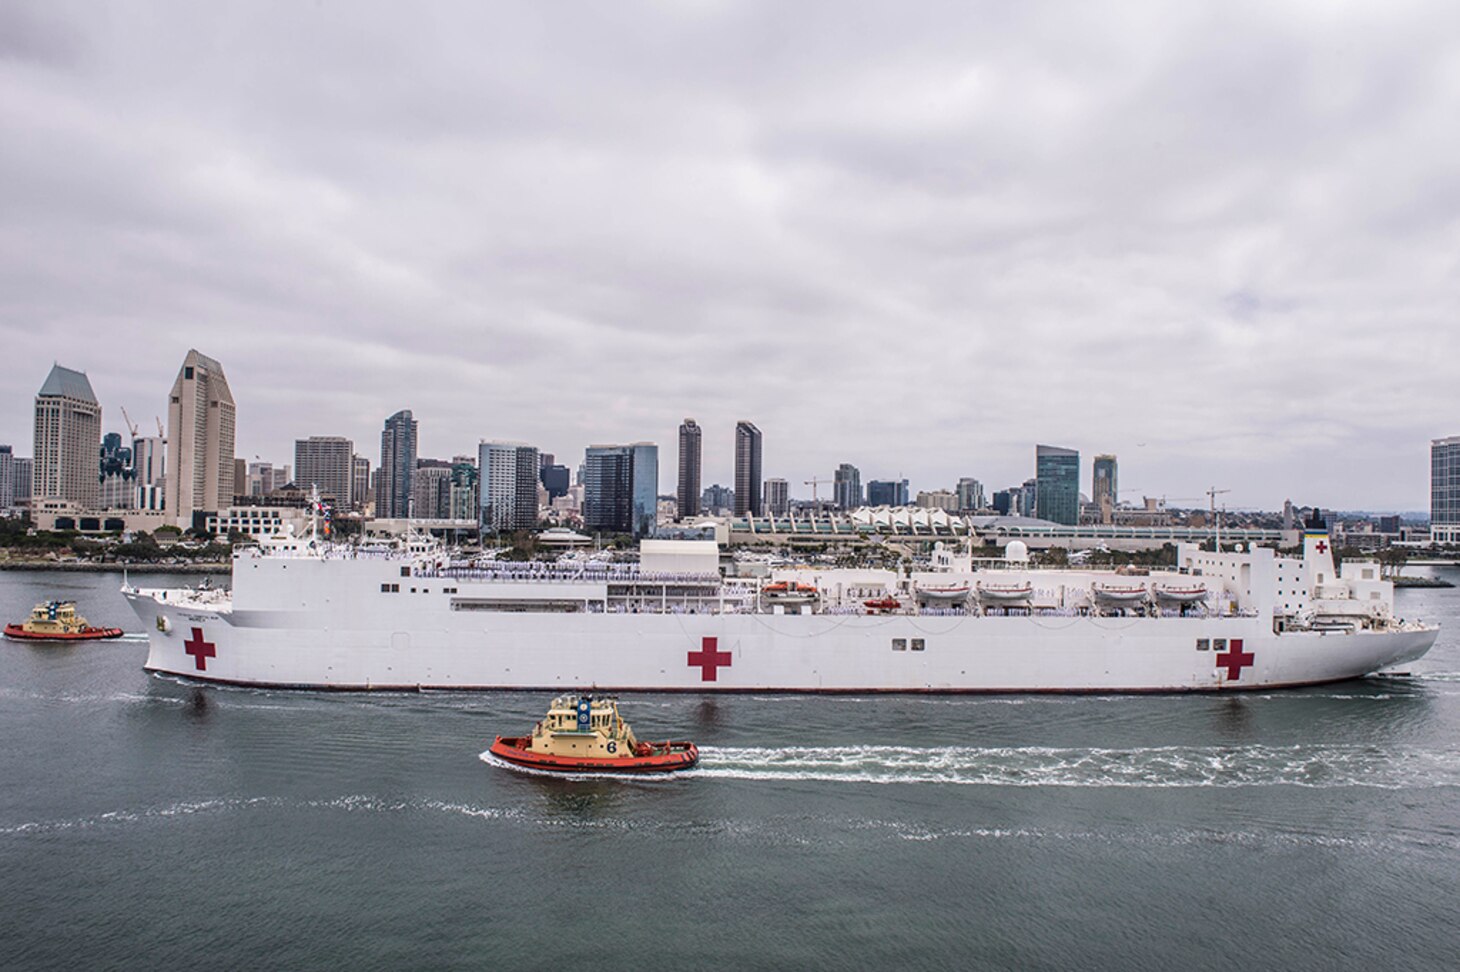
[{"left": 689, "top": 743, "right": 1460, "bottom": 789}]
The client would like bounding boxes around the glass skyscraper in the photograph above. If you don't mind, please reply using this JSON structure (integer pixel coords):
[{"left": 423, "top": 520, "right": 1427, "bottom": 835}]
[
  {"left": 1035, "top": 444, "right": 1080, "bottom": 526},
  {"left": 584, "top": 443, "right": 658, "bottom": 537},
  {"left": 1431, "top": 437, "right": 1460, "bottom": 544},
  {"left": 734, "top": 421, "right": 762, "bottom": 516}
]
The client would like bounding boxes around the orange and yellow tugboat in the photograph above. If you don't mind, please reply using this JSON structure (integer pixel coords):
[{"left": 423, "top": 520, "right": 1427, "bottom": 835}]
[
  {"left": 4, "top": 601, "right": 125, "bottom": 642},
  {"left": 489, "top": 695, "right": 698, "bottom": 773}
]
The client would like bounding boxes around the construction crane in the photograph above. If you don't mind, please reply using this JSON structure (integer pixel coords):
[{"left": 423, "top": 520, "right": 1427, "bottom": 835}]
[
  {"left": 803, "top": 476, "right": 829, "bottom": 504},
  {"left": 1208, "top": 487, "right": 1232, "bottom": 550},
  {"left": 119, "top": 406, "right": 140, "bottom": 439}
]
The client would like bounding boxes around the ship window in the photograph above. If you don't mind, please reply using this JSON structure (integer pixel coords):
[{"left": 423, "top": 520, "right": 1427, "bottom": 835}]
[
  {"left": 911, "top": 638, "right": 925, "bottom": 651},
  {"left": 1196, "top": 639, "right": 1210, "bottom": 651},
  {"left": 380, "top": 583, "right": 390, "bottom": 592},
  {"left": 400, "top": 566, "right": 411, "bottom": 577},
  {"left": 892, "top": 638, "right": 907, "bottom": 651},
  {"left": 391, "top": 584, "right": 400, "bottom": 593},
  {"left": 1214, "top": 638, "right": 1227, "bottom": 650}
]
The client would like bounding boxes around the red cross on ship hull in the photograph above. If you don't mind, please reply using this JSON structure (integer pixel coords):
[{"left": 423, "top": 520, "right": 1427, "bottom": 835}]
[
  {"left": 687, "top": 637, "right": 732, "bottom": 682},
  {"left": 1215, "top": 639, "right": 1254, "bottom": 681},
  {"left": 184, "top": 627, "right": 217, "bottom": 671}
]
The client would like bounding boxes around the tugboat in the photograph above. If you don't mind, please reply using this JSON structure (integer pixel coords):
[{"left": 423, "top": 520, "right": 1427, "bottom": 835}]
[
  {"left": 4, "top": 601, "right": 125, "bottom": 642},
  {"left": 488, "top": 695, "right": 698, "bottom": 773}
]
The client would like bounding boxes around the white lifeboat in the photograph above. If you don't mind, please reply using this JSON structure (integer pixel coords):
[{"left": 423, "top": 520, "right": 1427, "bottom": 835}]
[
  {"left": 916, "top": 583, "right": 971, "bottom": 604},
  {"left": 1091, "top": 583, "right": 1149, "bottom": 604},
  {"left": 1153, "top": 583, "right": 1207, "bottom": 605},
  {"left": 975, "top": 582, "right": 1033, "bottom": 604}
]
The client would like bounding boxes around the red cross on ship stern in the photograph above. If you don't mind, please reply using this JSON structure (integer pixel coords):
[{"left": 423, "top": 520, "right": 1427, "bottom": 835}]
[
  {"left": 687, "top": 636, "right": 732, "bottom": 682},
  {"left": 1215, "top": 639, "right": 1254, "bottom": 682},
  {"left": 184, "top": 627, "right": 217, "bottom": 671}
]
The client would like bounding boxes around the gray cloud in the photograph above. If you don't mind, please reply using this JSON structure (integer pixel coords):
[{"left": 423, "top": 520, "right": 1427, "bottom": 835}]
[{"left": 3, "top": 0, "right": 1458, "bottom": 510}]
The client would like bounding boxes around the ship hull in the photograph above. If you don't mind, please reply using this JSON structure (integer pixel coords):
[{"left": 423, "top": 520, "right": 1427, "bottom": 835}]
[{"left": 125, "top": 591, "right": 1437, "bottom": 693}]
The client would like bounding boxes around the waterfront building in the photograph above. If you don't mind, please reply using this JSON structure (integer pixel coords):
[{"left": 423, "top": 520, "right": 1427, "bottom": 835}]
[
  {"left": 956, "top": 477, "right": 985, "bottom": 512},
  {"left": 479, "top": 442, "right": 541, "bottom": 532},
  {"left": 247, "top": 462, "right": 276, "bottom": 497},
  {"left": 734, "top": 421, "right": 762, "bottom": 516},
  {"left": 764, "top": 477, "right": 789, "bottom": 516},
  {"left": 351, "top": 455, "right": 371, "bottom": 510},
  {"left": 1431, "top": 436, "right": 1460, "bottom": 544},
  {"left": 34, "top": 364, "right": 102, "bottom": 511},
  {"left": 867, "top": 479, "right": 909, "bottom": 507},
  {"left": 1035, "top": 445, "right": 1080, "bottom": 526},
  {"left": 164, "top": 350, "right": 235, "bottom": 529},
  {"left": 377, "top": 410, "right": 417, "bottom": 519},
  {"left": 584, "top": 443, "right": 658, "bottom": 537},
  {"left": 12, "top": 457, "right": 32, "bottom": 510},
  {"left": 540, "top": 463, "right": 570, "bottom": 500},
  {"left": 294, "top": 436, "right": 354, "bottom": 507},
  {"left": 98, "top": 432, "right": 136, "bottom": 509},
  {"left": 677, "top": 419, "right": 702, "bottom": 519},
  {"left": 834, "top": 463, "right": 862, "bottom": 511},
  {"left": 702, "top": 483, "right": 735, "bottom": 515}
]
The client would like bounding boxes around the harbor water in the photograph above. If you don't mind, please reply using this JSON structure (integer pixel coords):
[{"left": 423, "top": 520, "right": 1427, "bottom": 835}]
[{"left": 2, "top": 568, "right": 1458, "bottom": 970}]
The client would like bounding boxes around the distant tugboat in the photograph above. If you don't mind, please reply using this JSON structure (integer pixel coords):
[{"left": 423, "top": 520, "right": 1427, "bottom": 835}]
[
  {"left": 488, "top": 695, "right": 698, "bottom": 773},
  {"left": 5, "top": 601, "right": 125, "bottom": 642}
]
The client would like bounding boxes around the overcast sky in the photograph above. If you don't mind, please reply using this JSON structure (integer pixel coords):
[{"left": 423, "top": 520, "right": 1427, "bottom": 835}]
[{"left": 3, "top": 1, "right": 1457, "bottom": 511}]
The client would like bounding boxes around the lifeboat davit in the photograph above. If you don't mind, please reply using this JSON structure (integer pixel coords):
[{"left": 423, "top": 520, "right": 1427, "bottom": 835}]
[
  {"left": 487, "top": 695, "right": 698, "bottom": 774},
  {"left": 4, "top": 601, "right": 125, "bottom": 642}
]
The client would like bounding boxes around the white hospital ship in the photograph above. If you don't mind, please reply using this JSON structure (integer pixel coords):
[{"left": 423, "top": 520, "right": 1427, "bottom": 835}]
[{"left": 123, "top": 513, "right": 1436, "bottom": 692}]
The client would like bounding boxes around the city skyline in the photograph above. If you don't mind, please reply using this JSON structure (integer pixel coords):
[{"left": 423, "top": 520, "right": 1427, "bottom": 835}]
[{"left": 3, "top": 4, "right": 1457, "bottom": 510}]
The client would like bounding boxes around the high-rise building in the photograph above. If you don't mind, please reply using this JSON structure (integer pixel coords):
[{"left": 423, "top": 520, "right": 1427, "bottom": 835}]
[
  {"left": 295, "top": 436, "right": 355, "bottom": 506},
  {"left": 540, "top": 463, "right": 570, "bottom": 499},
  {"left": 584, "top": 443, "right": 658, "bottom": 537},
  {"left": 1092, "top": 454, "right": 1117, "bottom": 518},
  {"left": 377, "top": 410, "right": 417, "bottom": 519},
  {"left": 132, "top": 435, "right": 165, "bottom": 511},
  {"left": 351, "top": 455, "right": 371, "bottom": 510},
  {"left": 165, "top": 350, "right": 235, "bottom": 528},
  {"left": 99, "top": 432, "right": 136, "bottom": 509},
  {"left": 956, "top": 477, "right": 985, "bottom": 512},
  {"left": 916, "top": 490, "right": 959, "bottom": 511},
  {"left": 0, "top": 445, "right": 13, "bottom": 510},
  {"left": 734, "top": 421, "right": 762, "bottom": 516},
  {"left": 1431, "top": 437, "right": 1460, "bottom": 544},
  {"left": 449, "top": 459, "right": 479, "bottom": 521},
  {"left": 233, "top": 459, "right": 248, "bottom": 499},
  {"left": 413, "top": 458, "right": 453, "bottom": 520},
  {"left": 763, "top": 478, "right": 789, "bottom": 516},
  {"left": 33, "top": 364, "right": 102, "bottom": 510},
  {"left": 11, "top": 457, "right": 31, "bottom": 509},
  {"left": 677, "top": 419, "right": 702, "bottom": 519},
  {"left": 1035, "top": 445, "right": 1080, "bottom": 525},
  {"left": 702, "top": 484, "right": 734, "bottom": 515},
  {"left": 479, "top": 442, "right": 541, "bottom": 532},
  {"left": 992, "top": 490, "right": 1013, "bottom": 516},
  {"left": 867, "top": 479, "right": 910, "bottom": 507},
  {"left": 833, "top": 463, "right": 862, "bottom": 511}
]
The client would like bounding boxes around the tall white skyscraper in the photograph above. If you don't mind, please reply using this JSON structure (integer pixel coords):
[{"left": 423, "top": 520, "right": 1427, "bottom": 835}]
[
  {"left": 33, "top": 364, "right": 101, "bottom": 509},
  {"left": 479, "top": 441, "right": 540, "bottom": 532},
  {"left": 165, "top": 350, "right": 236, "bottom": 528}
]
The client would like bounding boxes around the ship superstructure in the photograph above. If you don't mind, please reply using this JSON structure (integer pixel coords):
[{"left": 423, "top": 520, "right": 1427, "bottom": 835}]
[{"left": 122, "top": 514, "right": 1436, "bottom": 692}]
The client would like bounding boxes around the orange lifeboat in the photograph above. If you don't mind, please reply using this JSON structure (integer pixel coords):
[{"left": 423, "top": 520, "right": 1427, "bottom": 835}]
[{"left": 487, "top": 695, "right": 698, "bottom": 774}]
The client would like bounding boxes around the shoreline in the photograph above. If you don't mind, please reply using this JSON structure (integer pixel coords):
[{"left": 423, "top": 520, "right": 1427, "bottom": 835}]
[{"left": 0, "top": 561, "right": 230, "bottom": 574}]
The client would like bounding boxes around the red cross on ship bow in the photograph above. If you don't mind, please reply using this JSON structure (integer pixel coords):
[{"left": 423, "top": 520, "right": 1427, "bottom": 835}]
[
  {"left": 1315, "top": 540, "right": 1328, "bottom": 554},
  {"left": 1215, "top": 639, "right": 1254, "bottom": 681},
  {"left": 184, "top": 627, "right": 216, "bottom": 671},
  {"left": 687, "top": 636, "right": 732, "bottom": 681}
]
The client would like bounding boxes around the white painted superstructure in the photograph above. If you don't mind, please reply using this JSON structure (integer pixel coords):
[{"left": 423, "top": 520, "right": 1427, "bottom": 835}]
[{"left": 123, "top": 516, "right": 1437, "bottom": 693}]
